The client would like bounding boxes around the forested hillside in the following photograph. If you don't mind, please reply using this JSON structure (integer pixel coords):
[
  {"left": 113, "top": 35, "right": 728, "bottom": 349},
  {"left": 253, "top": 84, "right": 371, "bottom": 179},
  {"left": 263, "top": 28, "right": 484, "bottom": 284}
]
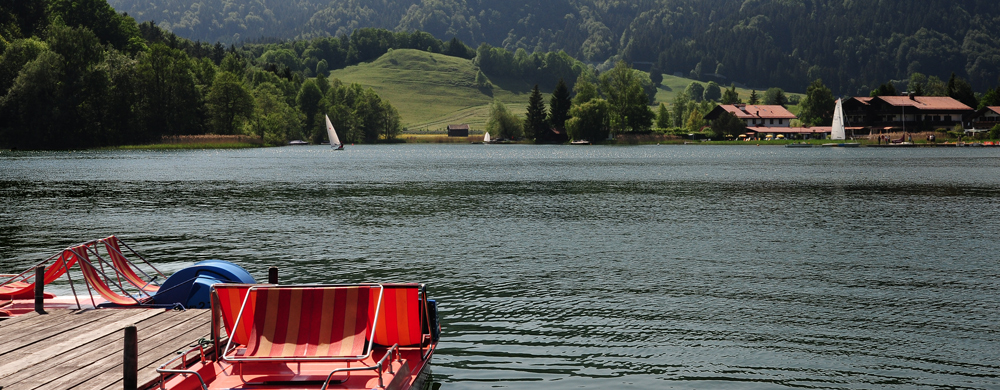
[{"left": 106, "top": 0, "right": 1000, "bottom": 95}]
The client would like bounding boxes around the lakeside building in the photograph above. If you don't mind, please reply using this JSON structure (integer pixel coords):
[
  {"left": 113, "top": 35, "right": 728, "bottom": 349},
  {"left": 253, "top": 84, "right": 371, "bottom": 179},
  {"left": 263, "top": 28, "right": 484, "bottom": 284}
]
[
  {"left": 842, "top": 95, "right": 973, "bottom": 135},
  {"left": 966, "top": 106, "right": 1000, "bottom": 130},
  {"left": 704, "top": 104, "right": 830, "bottom": 139}
]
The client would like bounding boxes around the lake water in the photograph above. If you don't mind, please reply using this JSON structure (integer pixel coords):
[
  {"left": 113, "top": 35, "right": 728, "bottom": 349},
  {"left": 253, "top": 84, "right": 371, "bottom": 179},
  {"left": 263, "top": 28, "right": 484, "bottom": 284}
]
[{"left": 2, "top": 144, "right": 999, "bottom": 389}]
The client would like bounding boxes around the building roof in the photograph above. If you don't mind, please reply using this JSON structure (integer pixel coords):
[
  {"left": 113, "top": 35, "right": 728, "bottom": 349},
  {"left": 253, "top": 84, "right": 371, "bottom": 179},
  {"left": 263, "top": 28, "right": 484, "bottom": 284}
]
[
  {"left": 706, "top": 104, "right": 796, "bottom": 121},
  {"left": 447, "top": 124, "right": 470, "bottom": 130},
  {"left": 746, "top": 126, "right": 829, "bottom": 134},
  {"left": 875, "top": 96, "right": 972, "bottom": 111}
]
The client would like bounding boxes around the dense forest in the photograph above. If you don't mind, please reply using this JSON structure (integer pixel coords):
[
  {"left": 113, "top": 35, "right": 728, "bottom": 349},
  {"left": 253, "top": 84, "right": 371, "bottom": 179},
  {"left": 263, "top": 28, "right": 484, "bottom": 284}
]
[
  {"left": 105, "top": 0, "right": 1000, "bottom": 95},
  {"left": 0, "top": 0, "right": 494, "bottom": 149}
]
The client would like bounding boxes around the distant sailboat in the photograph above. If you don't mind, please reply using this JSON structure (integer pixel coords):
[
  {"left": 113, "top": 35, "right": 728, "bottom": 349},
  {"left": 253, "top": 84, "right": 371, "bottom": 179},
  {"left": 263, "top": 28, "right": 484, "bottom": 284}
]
[
  {"left": 326, "top": 114, "right": 343, "bottom": 150},
  {"left": 831, "top": 98, "right": 845, "bottom": 140},
  {"left": 483, "top": 131, "right": 492, "bottom": 144},
  {"left": 822, "top": 98, "right": 859, "bottom": 147}
]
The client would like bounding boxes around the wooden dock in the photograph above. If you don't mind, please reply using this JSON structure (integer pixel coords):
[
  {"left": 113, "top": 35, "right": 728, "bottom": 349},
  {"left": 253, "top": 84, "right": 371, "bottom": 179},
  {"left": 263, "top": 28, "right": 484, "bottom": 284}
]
[{"left": 0, "top": 308, "right": 211, "bottom": 390}]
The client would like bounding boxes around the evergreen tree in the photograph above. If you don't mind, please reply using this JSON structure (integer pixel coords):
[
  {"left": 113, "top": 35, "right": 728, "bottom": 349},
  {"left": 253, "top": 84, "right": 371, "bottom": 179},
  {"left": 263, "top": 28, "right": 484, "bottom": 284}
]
[
  {"left": 655, "top": 103, "right": 671, "bottom": 129},
  {"left": 548, "top": 78, "right": 572, "bottom": 133},
  {"left": 748, "top": 89, "right": 760, "bottom": 104},
  {"left": 763, "top": 87, "right": 787, "bottom": 106},
  {"left": 524, "top": 84, "right": 549, "bottom": 142},
  {"left": 947, "top": 73, "right": 978, "bottom": 108},
  {"left": 721, "top": 84, "right": 741, "bottom": 104}
]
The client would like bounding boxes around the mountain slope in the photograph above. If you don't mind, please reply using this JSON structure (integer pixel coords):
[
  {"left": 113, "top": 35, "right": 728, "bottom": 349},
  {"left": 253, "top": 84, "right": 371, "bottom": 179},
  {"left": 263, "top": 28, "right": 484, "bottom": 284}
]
[{"left": 108, "top": 0, "right": 1000, "bottom": 95}]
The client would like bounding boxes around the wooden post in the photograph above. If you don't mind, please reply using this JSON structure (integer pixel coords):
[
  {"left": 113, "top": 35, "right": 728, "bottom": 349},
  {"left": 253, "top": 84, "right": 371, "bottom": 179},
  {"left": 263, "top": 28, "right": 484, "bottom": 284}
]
[
  {"left": 268, "top": 267, "right": 278, "bottom": 284},
  {"left": 124, "top": 325, "right": 138, "bottom": 390},
  {"left": 34, "top": 266, "right": 45, "bottom": 314}
]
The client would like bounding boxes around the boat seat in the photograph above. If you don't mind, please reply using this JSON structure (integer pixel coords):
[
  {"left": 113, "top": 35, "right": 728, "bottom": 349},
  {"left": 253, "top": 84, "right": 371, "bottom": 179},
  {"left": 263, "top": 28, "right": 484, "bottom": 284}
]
[
  {"left": 371, "top": 283, "right": 426, "bottom": 347},
  {"left": 222, "top": 285, "right": 382, "bottom": 362}
]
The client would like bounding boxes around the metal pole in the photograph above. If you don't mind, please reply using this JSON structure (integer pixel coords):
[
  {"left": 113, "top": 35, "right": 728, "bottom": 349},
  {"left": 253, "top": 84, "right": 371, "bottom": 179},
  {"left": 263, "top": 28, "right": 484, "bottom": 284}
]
[
  {"left": 34, "top": 266, "right": 45, "bottom": 314},
  {"left": 268, "top": 267, "right": 278, "bottom": 284},
  {"left": 124, "top": 324, "right": 138, "bottom": 390}
]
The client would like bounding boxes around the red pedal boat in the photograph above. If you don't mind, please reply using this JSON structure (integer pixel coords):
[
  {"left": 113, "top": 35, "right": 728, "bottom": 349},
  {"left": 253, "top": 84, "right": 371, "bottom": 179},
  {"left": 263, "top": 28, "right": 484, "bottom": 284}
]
[{"left": 156, "top": 283, "right": 440, "bottom": 390}]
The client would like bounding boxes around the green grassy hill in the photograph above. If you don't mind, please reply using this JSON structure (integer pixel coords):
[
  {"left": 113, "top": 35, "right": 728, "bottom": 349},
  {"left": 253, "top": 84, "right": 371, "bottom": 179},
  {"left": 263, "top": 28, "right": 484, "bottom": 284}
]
[
  {"left": 329, "top": 49, "right": 535, "bottom": 132},
  {"left": 330, "top": 49, "right": 805, "bottom": 132}
]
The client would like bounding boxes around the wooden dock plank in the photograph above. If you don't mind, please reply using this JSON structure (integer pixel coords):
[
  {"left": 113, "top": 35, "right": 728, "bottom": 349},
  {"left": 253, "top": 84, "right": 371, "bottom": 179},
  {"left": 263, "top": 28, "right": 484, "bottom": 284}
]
[
  {"left": 88, "top": 310, "right": 213, "bottom": 390},
  {"left": 0, "top": 309, "right": 119, "bottom": 358},
  {"left": 1, "top": 309, "right": 206, "bottom": 388},
  {"left": 0, "top": 308, "right": 214, "bottom": 390},
  {"left": 0, "top": 309, "right": 163, "bottom": 379}
]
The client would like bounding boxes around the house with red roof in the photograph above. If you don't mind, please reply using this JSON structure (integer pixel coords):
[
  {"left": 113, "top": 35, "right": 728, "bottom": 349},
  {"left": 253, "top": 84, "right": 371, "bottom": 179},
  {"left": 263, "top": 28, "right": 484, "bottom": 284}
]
[
  {"left": 704, "top": 104, "right": 796, "bottom": 127},
  {"left": 966, "top": 106, "right": 1000, "bottom": 130},
  {"left": 842, "top": 95, "right": 973, "bottom": 133},
  {"left": 704, "top": 104, "right": 831, "bottom": 139}
]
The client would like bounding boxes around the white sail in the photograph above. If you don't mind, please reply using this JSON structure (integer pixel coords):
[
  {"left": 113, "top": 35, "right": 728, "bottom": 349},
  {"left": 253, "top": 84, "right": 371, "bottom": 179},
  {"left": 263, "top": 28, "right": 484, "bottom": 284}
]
[
  {"left": 325, "top": 115, "right": 341, "bottom": 147},
  {"left": 483, "top": 131, "right": 491, "bottom": 143},
  {"left": 831, "top": 98, "right": 846, "bottom": 140}
]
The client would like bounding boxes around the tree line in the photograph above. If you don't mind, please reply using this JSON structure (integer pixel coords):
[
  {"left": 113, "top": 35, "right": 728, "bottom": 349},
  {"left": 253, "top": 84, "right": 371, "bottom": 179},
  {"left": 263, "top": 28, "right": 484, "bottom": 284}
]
[{"left": 104, "top": 0, "right": 1000, "bottom": 96}]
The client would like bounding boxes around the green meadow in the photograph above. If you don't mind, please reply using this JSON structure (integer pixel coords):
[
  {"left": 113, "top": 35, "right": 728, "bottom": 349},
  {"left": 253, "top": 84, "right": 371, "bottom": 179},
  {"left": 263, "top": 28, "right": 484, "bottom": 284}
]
[{"left": 330, "top": 49, "right": 805, "bottom": 132}]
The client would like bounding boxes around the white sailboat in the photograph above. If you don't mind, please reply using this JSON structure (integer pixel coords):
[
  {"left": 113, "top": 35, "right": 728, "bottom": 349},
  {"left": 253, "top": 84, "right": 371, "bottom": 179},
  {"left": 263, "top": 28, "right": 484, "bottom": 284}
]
[
  {"left": 822, "top": 98, "right": 859, "bottom": 147},
  {"left": 325, "top": 114, "right": 343, "bottom": 150},
  {"left": 831, "top": 98, "right": 845, "bottom": 140},
  {"left": 483, "top": 131, "right": 492, "bottom": 144}
]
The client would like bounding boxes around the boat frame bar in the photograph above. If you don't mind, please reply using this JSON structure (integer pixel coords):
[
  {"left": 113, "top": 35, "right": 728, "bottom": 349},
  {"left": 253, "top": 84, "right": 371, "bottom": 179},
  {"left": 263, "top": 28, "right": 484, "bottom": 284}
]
[{"left": 156, "top": 345, "right": 209, "bottom": 390}]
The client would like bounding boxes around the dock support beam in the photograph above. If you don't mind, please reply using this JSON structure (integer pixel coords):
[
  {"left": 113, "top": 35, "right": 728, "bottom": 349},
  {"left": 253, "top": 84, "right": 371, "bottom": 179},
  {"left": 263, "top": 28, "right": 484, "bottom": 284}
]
[
  {"left": 268, "top": 267, "right": 278, "bottom": 284},
  {"left": 124, "top": 324, "right": 138, "bottom": 390},
  {"left": 34, "top": 266, "right": 45, "bottom": 314}
]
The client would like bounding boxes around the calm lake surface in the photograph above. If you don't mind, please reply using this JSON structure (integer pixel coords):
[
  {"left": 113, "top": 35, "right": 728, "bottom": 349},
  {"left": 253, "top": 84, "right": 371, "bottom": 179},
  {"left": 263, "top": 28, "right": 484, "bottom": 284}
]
[{"left": 2, "top": 144, "right": 999, "bottom": 389}]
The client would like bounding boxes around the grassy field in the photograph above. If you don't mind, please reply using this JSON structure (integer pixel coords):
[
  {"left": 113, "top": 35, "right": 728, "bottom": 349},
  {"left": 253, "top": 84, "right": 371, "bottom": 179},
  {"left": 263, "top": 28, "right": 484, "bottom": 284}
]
[
  {"left": 330, "top": 49, "right": 807, "bottom": 133},
  {"left": 653, "top": 74, "right": 805, "bottom": 115},
  {"left": 329, "top": 49, "right": 534, "bottom": 132}
]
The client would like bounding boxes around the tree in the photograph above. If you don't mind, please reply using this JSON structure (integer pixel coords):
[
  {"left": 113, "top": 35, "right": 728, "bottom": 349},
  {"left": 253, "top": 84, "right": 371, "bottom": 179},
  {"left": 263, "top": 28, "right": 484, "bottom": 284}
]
[
  {"left": 136, "top": 43, "right": 203, "bottom": 138},
  {"left": 548, "top": 78, "right": 571, "bottom": 133},
  {"left": 671, "top": 91, "right": 689, "bottom": 128},
  {"left": 799, "top": 79, "right": 835, "bottom": 126},
  {"left": 655, "top": 103, "right": 671, "bottom": 129},
  {"left": 600, "top": 60, "right": 654, "bottom": 133},
  {"left": 686, "top": 82, "right": 704, "bottom": 102},
  {"left": 246, "top": 82, "right": 302, "bottom": 145},
  {"left": 947, "top": 73, "right": 978, "bottom": 109},
  {"left": 721, "top": 84, "right": 741, "bottom": 104},
  {"left": 869, "top": 82, "right": 898, "bottom": 97},
  {"left": 908, "top": 72, "right": 926, "bottom": 96},
  {"left": 686, "top": 106, "right": 705, "bottom": 132},
  {"left": 486, "top": 99, "right": 523, "bottom": 140},
  {"left": 763, "top": 87, "right": 787, "bottom": 106},
  {"left": 703, "top": 81, "right": 721, "bottom": 102},
  {"left": 524, "top": 84, "right": 549, "bottom": 142},
  {"left": 748, "top": 89, "right": 760, "bottom": 104},
  {"left": 207, "top": 71, "right": 254, "bottom": 134},
  {"left": 566, "top": 99, "right": 610, "bottom": 142},
  {"left": 296, "top": 79, "right": 324, "bottom": 133},
  {"left": 979, "top": 87, "right": 1000, "bottom": 110},
  {"left": 573, "top": 73, "right": 598, "bottom": 105},
  {"left": 711, "top": 111, "right": 746, "bottom": 138}
]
